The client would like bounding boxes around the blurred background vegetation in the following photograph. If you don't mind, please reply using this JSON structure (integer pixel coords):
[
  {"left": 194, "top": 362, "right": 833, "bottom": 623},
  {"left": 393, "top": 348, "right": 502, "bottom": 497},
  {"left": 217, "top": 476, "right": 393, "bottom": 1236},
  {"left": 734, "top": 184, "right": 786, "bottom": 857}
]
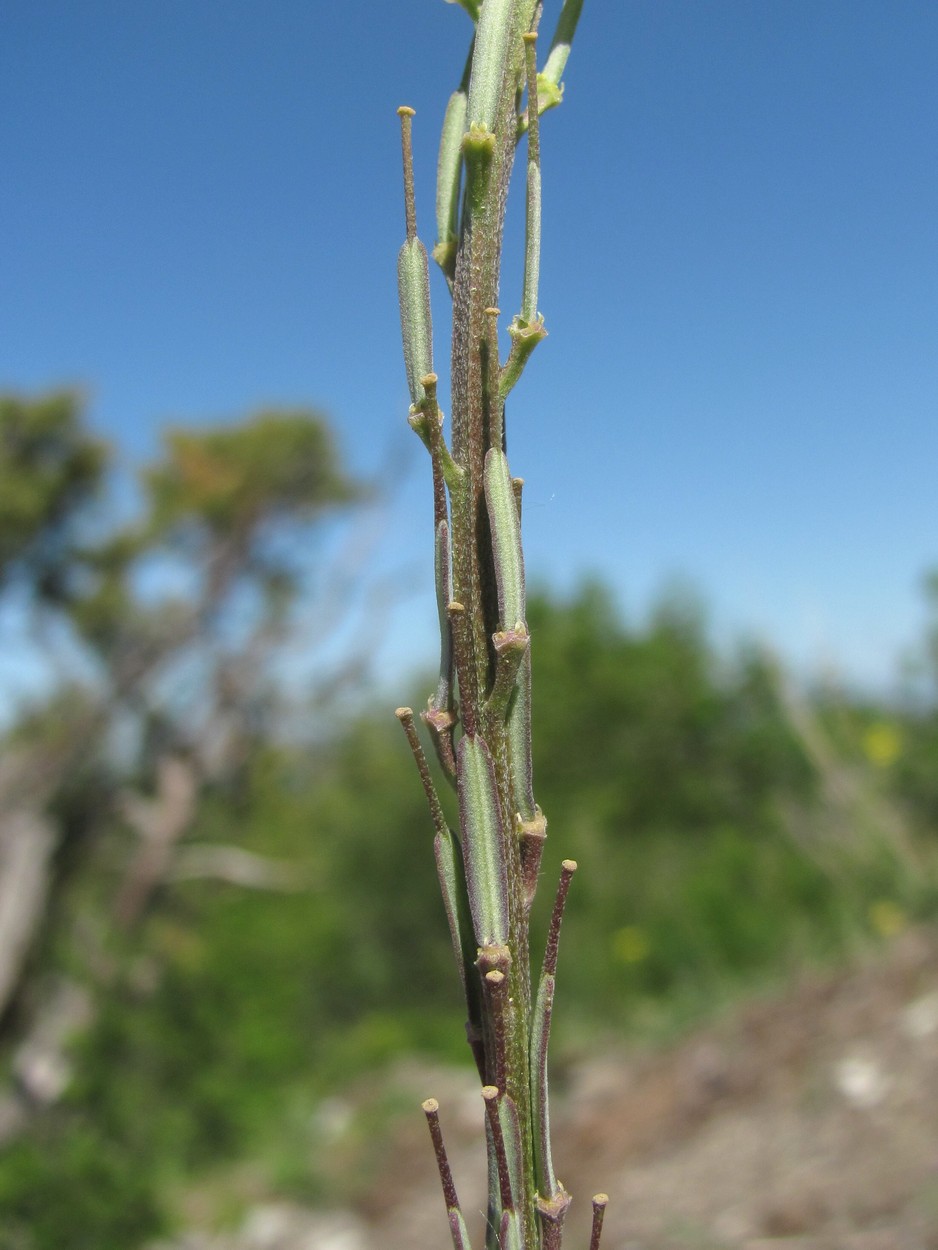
[{"left": 1, "top": 390, "right": 936, "bottom": 1249}]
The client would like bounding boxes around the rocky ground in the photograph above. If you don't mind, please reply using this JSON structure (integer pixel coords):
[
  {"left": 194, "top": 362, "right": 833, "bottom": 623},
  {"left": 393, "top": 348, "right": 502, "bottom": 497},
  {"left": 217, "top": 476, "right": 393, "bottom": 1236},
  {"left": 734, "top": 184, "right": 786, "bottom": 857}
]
[{"left": 157, "top": 928, "right": 938, "bottom": 1250}]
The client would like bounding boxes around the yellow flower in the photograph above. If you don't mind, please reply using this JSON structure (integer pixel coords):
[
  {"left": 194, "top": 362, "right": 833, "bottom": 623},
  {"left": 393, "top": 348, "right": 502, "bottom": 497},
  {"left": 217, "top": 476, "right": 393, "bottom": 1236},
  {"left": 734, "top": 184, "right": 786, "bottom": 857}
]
[
  {"left": 612, "top": 925, "right": 649, "bottom": 964},
  {"left": 862, "top": 722, "right": 902, "bottom": 768},
  {"left": 869, "top": 899, "right": 906, "bottom": 939}
]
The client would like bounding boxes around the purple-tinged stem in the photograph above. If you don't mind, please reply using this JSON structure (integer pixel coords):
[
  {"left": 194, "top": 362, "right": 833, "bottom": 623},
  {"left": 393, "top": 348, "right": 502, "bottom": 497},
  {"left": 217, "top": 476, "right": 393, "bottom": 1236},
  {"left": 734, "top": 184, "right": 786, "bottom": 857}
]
[
  {"left": 422, "top": 1098, "right": 474, "bottom": 1250},
  {"left": 395, "top": 707, "right": 448, "bottom": 839},
  {"left": 544, "top": 858, "right": 577, "bottom": 978},
  {"left": 589, "top": 1194, "right": 609, "bottom": 1250},
  {"left": 482, "top": 1086, "right": 515, "bottom": 1216}
]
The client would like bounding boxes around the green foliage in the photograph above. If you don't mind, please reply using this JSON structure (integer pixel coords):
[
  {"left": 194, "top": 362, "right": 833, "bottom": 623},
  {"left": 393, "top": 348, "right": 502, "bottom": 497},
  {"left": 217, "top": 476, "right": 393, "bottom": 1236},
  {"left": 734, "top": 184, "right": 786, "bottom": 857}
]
[
  {"left": 0, "top": 389, "right": 373, "bottom": 1246},
  {"left": 69, "top": 408, "right": 362, "bottom": 656},
  {"left": 4, "top": 582, "right": 929, "bottom": 1245},
  {"left": 524, "top": 583, "right": 846, "bottom": 1025},
  {"left": 144, "top": 410, "right": 360, "bottom": 541},
  {"left": 0, "top": 1122, "right": 164, "bottom": 1250},
  {"left": 0, "top": 390, "right": 108, "bottom": 599},
  {"left": 890, "top": 572, "right": 938, "bottom": 829},
  {"left": 529, "top": 581, "right": 815, "bottom": 838}
]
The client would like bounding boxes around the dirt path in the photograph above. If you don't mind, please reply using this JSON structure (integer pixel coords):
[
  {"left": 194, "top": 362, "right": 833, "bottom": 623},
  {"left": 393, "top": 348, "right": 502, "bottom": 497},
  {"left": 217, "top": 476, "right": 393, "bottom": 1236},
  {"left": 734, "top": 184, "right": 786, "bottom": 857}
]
[
  {"left": 158, "top": 929, "right": 938, "bottom": 1250},
  {"left": 366, "top": 929, "right": 938, "bottom": 1250}
]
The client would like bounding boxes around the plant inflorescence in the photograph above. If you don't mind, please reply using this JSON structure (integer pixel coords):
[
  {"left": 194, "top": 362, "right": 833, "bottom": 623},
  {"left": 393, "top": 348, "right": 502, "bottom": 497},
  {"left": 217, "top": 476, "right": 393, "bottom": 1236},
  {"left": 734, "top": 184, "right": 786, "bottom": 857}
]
[{"left": 394, "top": 3, "right": 606, "bottom": 1247}]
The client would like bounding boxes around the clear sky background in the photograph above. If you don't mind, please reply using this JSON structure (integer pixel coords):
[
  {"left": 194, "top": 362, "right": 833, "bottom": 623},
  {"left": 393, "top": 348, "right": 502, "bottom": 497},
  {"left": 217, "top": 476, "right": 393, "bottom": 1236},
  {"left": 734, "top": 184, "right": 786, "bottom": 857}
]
[{"left": 3, "top": 0, "right": 937, "bottom": 695}]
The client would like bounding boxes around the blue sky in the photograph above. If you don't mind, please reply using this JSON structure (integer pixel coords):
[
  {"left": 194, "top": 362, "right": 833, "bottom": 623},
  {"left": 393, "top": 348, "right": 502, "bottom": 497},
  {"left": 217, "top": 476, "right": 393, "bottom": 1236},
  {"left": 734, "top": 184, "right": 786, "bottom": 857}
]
[{"left": 3, "top": 0, "right": 937, "bottom": 693}]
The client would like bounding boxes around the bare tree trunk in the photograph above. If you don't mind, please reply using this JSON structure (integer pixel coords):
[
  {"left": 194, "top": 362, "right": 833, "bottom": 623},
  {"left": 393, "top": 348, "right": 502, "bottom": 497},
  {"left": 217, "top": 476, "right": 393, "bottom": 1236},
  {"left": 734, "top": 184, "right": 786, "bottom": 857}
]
[{"left": 0, "top": 810, "right": 56, "bottom": 1019}]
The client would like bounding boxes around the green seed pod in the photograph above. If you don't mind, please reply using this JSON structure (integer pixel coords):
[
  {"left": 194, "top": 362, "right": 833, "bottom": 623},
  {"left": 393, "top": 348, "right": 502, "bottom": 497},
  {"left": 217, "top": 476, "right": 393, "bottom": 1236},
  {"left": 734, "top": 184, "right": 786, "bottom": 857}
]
[
  {"left": 530, "top": 970, "right": 558, "bottom": 1199},
  {"left": 457, "top": 735, "right": 509, "bottom": 948},
  {"left": 508, "top": 647, "right": 535, "bottom": 820},
  {"left": 397, "top": 236, "right": 433, "bottom": 407},
  {"left": 484, "top": 447, "right": 525, "bottom": 629},
  {"left": 432, "top": 518, "right": 454, "bottom": 713},
  {"left": 531, "top": 858, "right": 577, "bottom": 1204},
  {"left": 521, "top": 161, "right": 541, "bottom": 325},
  {"left": 448, "top": 1209, "right": 472, "bottom": 1250},
  {"left": 541, "top": 0, "right": 584, "bottom": 98},
  {"left": 498, "top": 1093, "right": 524, "bottom": 1216},
  {"left": 466, "top": 0, "right": 515, "bottom": 133},
  {"left": 434, "top": 828, "right": 481, "bottom": 1030},
  {"left": 435, "top": 90, "right": 467, "bottom": 278},
  {"left": 499, "top": 1210, "right": 522, "bottom": 1250}
]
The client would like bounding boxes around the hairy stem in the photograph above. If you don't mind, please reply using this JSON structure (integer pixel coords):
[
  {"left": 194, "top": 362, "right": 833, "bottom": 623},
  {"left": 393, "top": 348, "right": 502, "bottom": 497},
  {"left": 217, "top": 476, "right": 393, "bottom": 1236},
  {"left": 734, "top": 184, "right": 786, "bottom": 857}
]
[{"left": 395, "top": 4, "right": 597, "bottom": 1245}]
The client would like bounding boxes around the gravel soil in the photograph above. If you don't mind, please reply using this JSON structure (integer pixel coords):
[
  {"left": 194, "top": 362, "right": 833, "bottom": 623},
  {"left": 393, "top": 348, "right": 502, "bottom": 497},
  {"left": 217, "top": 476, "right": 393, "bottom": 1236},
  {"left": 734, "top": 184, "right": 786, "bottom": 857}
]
[
  {"left": 367, "top": 929, "right": 938, "bottom": 1250},
  {"left": 157, "top": 928, "right": 938, "bottom": 1250}
]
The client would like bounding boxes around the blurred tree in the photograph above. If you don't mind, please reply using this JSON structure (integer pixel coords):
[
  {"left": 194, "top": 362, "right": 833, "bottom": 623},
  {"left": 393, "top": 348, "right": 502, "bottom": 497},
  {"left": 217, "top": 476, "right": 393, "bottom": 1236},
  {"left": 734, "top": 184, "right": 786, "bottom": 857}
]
[
  {"left": 528, "top": 579, "right": 817, "bottom": 841},
  {"left": 0, "top": 391, "right": 108, "bottom": 603},
  {"left": 0, "top": 392, "right": 368, "bottom": 1104},
  {"left": 0, "top": 393, "right": 110, "bottom": 1044}
]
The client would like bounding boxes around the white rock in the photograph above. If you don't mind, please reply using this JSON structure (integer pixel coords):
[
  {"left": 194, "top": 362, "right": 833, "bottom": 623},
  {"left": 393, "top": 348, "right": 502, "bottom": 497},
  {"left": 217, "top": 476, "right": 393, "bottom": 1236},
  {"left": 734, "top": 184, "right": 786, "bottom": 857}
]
[
  {"left": 834, "top": 1055, "right": 889, "bottom": 1109},
  {"left": 239, "top": 1204, "right": 367, "bottom": 1250}
]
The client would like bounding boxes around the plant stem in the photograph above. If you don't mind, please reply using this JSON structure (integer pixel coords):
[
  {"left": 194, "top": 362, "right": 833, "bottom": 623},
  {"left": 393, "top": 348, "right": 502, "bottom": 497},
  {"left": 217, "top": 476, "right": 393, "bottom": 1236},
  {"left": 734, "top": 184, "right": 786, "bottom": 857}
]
[{"left": 397, "top": 4, "right": 597, "bottom": 1245}]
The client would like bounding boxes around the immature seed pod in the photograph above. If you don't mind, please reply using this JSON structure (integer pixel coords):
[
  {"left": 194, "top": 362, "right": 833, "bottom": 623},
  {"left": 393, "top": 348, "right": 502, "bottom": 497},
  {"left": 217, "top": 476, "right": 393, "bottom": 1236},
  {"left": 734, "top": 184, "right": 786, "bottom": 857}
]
[
  {"left": 499, "top": 1209, "right": 522, "bottom": 1250},
  {"left": 530, "top": 970, "right": 558, "bottom": 1199},
  {"left": 397, "top": 235, "right": 433, "bottom": 407},
  {"left": 484, "top": 447, "right": 525, "bottom": 629},
  {"left": 486, "top": 449, "right": 534, "bottom": 816},
  {"left": 466, "top": 0, "right": 515, "bottom": 133},
  {"left": 521, "top": 161, "right": 541, "bottom": 324},
  {"left": 457, "top": 735, "right": 509, "bottom": 948},
  {"left": 508, "top": 648, "right": 535, "bottom": 820},
  {"left": 434, "top": 830, "right": 481, "bottom": 1046},
  {"left": 498, "top": 1092, "right": 524, "bottom": 1217},
  {"left": 432, "top": 518, "right": 454, "bottom": 713},
  {"left": 434, "top": 90, "right": 467, "bottom": 276}
]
